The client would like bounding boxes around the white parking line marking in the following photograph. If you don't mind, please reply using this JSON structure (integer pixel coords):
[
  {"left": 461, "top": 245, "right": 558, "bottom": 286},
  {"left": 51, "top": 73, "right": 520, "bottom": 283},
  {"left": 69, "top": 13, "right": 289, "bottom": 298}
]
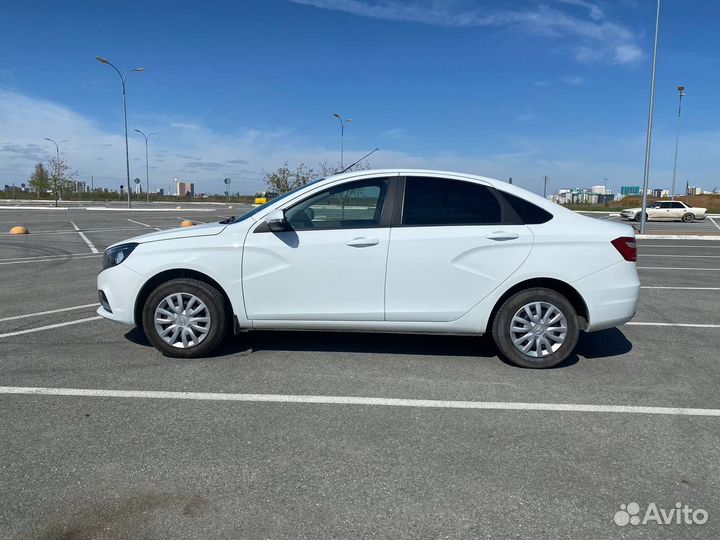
[
  {"left": 1, "top": 386, "right": 719, "bottom": 417},
  {"left": 639, "top": 254, "right": 720, "bottom": 258},
  {"left": 637, "top": 267, "right": 720, "bottom": 271},
  {"left": 710, "top": 218, "right": 720, "bottom": 231},
  {"left": 641, "top": 286, "right": 720, "bottom": 291},
  {"left": 627, "top": 322, "right": 720, "bottom": 329},
  {"left": 0, "top": 254, "right": 101, "bottom": 265},
  {"left": 0, "top": 316, "right": 103, "bottom": 338},
  {"left": 128, "top": 218, "right": 150, "bottom": 227},
  {"left": 77, "top": 231, "right": 99, "bottom": 254},
  {"left": 69, "top": 219, "right": 99, "bottom": 253},
  {"left": 638, "top": 244, "right": 720, "bottom": 249},
  {"left": 0, "top": 303, "right": 100, "bottom": 322},
  {"left": 0, "top": 227, "right": 151, "bottom": 236}
]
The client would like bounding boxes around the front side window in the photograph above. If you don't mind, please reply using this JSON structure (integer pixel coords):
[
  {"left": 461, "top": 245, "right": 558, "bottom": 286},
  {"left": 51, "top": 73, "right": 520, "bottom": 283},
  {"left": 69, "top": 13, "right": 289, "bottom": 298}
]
[
  {"left": 285, "top": 178, "right": 389, "bottom": 230},
  {"left": 402, "top": 177, "right": 502, "bottom": 226}
]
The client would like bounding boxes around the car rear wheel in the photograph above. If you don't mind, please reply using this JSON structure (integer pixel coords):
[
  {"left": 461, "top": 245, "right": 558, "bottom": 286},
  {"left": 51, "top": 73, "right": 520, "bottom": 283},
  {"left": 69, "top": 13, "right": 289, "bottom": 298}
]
[
  {"left": 681, "top": 212, "right": 694, "bottom": 223},
  {"left": 491, "top": 288, "right": 579, "bottom": 368},
  {"left": 142, "top": 278, "right": 229, "bottom": 358}
]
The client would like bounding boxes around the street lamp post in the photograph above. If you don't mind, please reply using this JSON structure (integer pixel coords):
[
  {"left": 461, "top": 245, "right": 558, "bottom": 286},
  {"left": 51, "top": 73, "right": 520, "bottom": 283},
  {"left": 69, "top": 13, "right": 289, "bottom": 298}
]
[
  {"left": 96, "top": 56, "right": 145, "bottom": 209},
  {"left": 640, "top": 0, "right": 661, "bottom": 234},
  {"left": 43, "top": 137, "right": 68, "bottom": 207},
  {"left": 333, "top": 113, "right": 352, "bottom": 170},
  {"left": 134, "top": 129, "right": 158, "bottom": 202},
  {"left": 670, "top": 85, "right": 685, "bottom": 201},
  {"left": 543, "top": 176, "right": 549, "bottom": 198}
]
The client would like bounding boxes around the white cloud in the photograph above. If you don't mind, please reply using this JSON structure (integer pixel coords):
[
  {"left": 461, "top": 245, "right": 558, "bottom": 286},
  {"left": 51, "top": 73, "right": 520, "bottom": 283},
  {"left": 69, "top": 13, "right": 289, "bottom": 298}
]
[
  {"left": 2, "top": 89, "right": 719, "bottom": 196},
  {"left": 561, "top": 75, "right": 585, "bottom": 85},
  {"left": 289, "top": 0, "right": 643, "bottom": 65}
]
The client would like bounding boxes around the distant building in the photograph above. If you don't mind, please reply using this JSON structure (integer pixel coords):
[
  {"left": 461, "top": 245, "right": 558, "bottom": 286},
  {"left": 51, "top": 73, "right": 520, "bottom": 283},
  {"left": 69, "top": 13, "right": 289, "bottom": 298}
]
[
  {"left": 687, "top": 186, "right": 702, "bottom": 195},
  {"left": 177, "top": 182, "right": 195, "bottom": 197},
  {"left": 620, "top": 186, "right": 641, "bottom": 196}
]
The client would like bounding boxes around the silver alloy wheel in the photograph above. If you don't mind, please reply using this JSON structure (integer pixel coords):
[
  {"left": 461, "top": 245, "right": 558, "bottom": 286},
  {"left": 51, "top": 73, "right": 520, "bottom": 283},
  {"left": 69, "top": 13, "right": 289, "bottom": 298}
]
[
  {"left": 509, "top": 301, "right": 568, "bottom": 358},
  {"left": 154, "top": 292, "right": 211, "bottom": 349}
]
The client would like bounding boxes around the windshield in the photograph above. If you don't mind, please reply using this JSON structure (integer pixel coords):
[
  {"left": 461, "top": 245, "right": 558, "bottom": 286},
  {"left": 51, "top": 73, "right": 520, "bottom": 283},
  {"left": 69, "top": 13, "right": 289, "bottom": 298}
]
[{"left": 229, "top": 179, "right": 325, "bottom": 224}]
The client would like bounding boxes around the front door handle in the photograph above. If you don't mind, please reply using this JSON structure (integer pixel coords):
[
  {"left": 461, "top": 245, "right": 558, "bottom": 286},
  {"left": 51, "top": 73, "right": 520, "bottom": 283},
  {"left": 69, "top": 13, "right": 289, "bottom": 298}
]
[
  {"left": 346, "top": 237, "right": 380, "bottom": 247},
  {"left": 485, "top": 231, "right": 520, "bottom": 241}
]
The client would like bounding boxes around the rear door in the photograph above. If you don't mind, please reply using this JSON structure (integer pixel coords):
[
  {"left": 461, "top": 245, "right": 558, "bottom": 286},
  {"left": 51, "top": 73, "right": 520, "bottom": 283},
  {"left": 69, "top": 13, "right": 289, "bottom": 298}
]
[{"left": 384, "top": 176, "right": 534, "bottom": 322}]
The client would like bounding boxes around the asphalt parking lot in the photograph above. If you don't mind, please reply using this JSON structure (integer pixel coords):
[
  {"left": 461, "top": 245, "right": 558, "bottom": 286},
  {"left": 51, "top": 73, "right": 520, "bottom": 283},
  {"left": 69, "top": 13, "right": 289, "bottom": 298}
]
[{"left": 1, "top": 205, "right": 719, "bottom": 539}]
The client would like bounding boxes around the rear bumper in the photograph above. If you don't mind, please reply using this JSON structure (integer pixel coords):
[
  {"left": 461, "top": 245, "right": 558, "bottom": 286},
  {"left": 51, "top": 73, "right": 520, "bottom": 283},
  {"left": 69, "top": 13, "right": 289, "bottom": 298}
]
[{"left": 573, "top": 261, "right": 640, "bottom": 332}]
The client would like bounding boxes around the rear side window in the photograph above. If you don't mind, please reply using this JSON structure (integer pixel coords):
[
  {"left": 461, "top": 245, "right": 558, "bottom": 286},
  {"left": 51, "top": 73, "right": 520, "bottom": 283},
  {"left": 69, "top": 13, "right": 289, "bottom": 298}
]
[
  {"left": 671, "top": 202, "right": 685, "bottom": 208},
  {"left": 402, "top": 177, "right": 502, "bottom": 225},
  {"left": 500, "top": 191, "right": 553, "bottom": 224}
]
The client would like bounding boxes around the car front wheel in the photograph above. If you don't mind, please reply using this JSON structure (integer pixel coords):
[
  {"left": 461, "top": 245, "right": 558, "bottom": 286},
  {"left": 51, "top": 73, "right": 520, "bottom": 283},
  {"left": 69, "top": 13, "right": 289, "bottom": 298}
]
[
  {"left": 491, "top": 288, "right": 580, "bottom": 368},
  {"left": 142, "top": 278, "right": 229, "bottom": 358}
]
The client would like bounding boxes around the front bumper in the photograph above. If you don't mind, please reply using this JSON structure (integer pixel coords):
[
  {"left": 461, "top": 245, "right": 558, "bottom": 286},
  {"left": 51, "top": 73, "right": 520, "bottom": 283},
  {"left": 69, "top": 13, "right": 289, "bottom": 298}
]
[{"left": 96, "top": 263, "right": 148, "bottom": 326}]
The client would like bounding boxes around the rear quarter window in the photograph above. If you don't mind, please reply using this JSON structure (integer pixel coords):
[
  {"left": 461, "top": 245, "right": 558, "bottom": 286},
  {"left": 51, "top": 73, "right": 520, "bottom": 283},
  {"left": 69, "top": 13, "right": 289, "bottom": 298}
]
[{"left": 499, "top": 191, "right": 553, "bottom": 224}]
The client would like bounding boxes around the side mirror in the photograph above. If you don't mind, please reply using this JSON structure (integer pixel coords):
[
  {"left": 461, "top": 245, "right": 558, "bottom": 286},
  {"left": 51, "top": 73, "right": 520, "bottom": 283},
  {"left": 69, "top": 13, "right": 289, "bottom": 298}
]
[{"left": 265, "top": 209, "right": 290, "bottom": 232}]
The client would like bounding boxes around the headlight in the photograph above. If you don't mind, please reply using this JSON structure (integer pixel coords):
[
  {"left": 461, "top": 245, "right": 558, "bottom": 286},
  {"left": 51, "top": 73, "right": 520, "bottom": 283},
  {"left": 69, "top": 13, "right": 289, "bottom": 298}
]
[{"left": 103, "top": 243, "right": 138, "bottom": 270}]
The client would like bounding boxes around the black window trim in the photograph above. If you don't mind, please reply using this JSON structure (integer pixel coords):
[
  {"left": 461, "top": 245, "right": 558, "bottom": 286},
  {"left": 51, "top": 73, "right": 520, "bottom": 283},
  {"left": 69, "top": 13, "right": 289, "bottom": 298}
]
[
  {"left": 253, "top": 175, "right": 399, "bottom": 233},
  {"left": 392, "top": 175, "right": 523, "bottom": 228}
]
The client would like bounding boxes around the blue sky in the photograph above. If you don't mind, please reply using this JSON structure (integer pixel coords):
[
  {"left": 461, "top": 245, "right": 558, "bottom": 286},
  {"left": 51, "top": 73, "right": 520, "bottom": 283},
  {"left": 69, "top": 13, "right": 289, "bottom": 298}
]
[{"left": 1, "top": 0, "right": 719, "bottom": 195}]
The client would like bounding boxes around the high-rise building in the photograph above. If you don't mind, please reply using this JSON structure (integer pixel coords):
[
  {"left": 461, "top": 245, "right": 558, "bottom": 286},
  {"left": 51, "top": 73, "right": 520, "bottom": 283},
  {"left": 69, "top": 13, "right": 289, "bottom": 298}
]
[{"left": 176, "top": 182, "right": 195, "bottom": 197}]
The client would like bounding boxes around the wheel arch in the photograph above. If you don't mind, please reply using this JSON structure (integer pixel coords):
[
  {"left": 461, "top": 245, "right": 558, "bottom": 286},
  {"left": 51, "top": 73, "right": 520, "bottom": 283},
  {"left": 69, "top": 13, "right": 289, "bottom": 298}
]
[
  {"left": 134, "top": 268, "right": 234, "bottom": 327},
  {"left": 488, "top": 278, "right": 589, "bottom": 332}
]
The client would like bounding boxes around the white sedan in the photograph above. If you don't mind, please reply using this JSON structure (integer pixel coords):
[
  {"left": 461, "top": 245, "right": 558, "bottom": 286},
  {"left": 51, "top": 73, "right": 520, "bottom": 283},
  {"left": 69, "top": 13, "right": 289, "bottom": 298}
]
[
  {"left": 621, "top": 201, "right": 707, "bottom": 222},
  {"left": 97, "top": 169, "right": 640, "bottom": 369}
]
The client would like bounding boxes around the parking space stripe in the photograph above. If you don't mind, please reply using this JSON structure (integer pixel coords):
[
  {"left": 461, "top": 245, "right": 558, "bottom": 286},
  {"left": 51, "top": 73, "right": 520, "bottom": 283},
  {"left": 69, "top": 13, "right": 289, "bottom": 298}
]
[
  {"left": 710, "top": 218, "right": 720, "bottom": 231},
  {"left": 0, "top": 303, "right": 100, "bottom": 322},
  {"left": 639, "top": 254, "right": 720, "bottom": 258},
  {"left": 69, "top": 219, "right": 99, "bottom": 253},
  {"left": 627, "top": 322, "right": 720, "bottom": 329},
  {"left": 1, "top": 386, "right": 720, "bottom": 417},
  {"left": 641, "top": 286, "right": 720, "bottom": 290},
  {"left": 0, "top": 316, "right": 102, "bottom": 338},
  {"left": 127, "top": 218, "right": 160, "bottom": 230},
  {"left": 0, "top": 254, "right": 101, "bottom": 265},
  {"left": 637, "top": 267, "right": 720, "bottom": 271}
]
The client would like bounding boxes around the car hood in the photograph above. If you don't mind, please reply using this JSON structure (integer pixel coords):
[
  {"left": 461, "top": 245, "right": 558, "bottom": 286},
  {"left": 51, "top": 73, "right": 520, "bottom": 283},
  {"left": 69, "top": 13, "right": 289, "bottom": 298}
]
[
  {"left": 108, "top": 222, "right": 228, "bottom": 249},
  {"left": 621, "top": 207, "right": 642, "bottom": 212}
]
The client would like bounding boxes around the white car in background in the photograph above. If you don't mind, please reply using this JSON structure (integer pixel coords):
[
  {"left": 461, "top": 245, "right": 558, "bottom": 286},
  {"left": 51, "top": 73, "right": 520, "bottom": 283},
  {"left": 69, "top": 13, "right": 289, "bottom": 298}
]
[
  {"left": 621, "top": 200, "right": 707, "bottom": 222},
  {"left": 97, "top": 170, "right": 640, "bottom": 369}
]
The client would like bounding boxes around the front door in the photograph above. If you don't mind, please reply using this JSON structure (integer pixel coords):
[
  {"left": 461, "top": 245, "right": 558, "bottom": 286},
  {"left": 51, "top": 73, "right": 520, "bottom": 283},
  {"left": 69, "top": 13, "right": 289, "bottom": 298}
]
[{"left": 242, "top": 177, "right": 394, "bottom": 321}]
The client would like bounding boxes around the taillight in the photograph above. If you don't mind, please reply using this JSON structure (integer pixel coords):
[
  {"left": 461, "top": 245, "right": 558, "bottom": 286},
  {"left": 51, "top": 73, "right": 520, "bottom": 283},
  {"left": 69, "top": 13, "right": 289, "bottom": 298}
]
[{"left": 611, "top": 236, "right": 637, "bottom": 262}]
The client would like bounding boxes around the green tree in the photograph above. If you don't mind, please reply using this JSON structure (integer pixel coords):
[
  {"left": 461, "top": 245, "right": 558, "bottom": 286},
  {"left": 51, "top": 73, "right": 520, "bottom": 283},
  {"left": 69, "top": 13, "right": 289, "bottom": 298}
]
[
  {"left": 47, "top": 156, "right": 77, "bottom": 204},
  {"left": 28, "top": 162, "right": 51, "bottom": 196},
  {"left": 264, "top": 159, "right": 372, "bottom": 194}
]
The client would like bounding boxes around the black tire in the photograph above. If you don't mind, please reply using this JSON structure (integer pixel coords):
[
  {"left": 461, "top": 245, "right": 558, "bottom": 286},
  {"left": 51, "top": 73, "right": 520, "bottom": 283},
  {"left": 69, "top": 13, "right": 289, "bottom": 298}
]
[
  {"left": 681, "top": 212, "right": 694, "bottom": 223},
  {"left": 142, "top": 278, "right": 229, "bottom": 358},
  {"left": 634, "top": 212, "right": 647, "bottom": 222},
  {"left": 491, "top": 288, "right": 580, "bottom": 369}
]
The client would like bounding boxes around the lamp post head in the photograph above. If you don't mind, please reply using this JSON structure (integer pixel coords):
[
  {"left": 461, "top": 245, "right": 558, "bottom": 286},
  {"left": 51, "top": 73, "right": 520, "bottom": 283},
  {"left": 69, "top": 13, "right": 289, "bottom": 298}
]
[
  {"left": 346, "top": 118, "right": 352, "bottom": 123},
  {"left": 677, "top": 85, "right": 685, "bottom": 91},
  {"left": 134, "top": 128, "right": 142, "bottom": 134},
  {"left": 95, "top": 56, "right": 109, "bottom": 64},
  {"left": 134, "top": 68, "right": 146, "bottom": 72}
]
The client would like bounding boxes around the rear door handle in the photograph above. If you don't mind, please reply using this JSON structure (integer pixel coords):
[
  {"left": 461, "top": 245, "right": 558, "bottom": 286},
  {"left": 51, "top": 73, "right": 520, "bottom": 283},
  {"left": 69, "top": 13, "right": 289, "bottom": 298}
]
[
  {"left": 346, "top": 237, "right": 380, "bottom": 247},
  {"left": 485, "top": 231, "right": 520, "bottom": 241}
]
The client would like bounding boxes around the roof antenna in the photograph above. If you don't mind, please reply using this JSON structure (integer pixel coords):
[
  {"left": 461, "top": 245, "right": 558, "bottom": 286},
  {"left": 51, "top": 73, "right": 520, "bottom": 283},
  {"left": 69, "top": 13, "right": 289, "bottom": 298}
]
[{"left": 341, "top": 147, "right": 380, "bottom": 174}]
